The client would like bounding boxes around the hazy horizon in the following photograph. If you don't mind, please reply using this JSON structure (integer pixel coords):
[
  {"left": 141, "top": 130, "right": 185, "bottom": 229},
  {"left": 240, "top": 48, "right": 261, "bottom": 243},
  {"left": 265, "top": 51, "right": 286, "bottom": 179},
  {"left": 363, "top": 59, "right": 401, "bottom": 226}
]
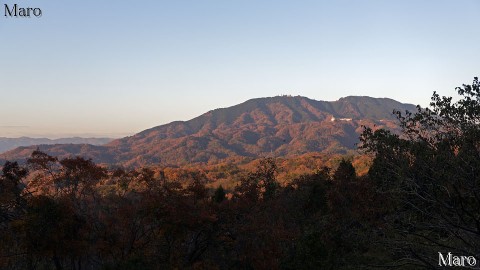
[
  {"left": 0, "top": 94, "right": 415, "bottom": 139},
  {"left": 2, "top": 0, "right": 479, "bottom": 138},
  {"left": 0, "top": 126, "right": 132, "bottom": 140}
]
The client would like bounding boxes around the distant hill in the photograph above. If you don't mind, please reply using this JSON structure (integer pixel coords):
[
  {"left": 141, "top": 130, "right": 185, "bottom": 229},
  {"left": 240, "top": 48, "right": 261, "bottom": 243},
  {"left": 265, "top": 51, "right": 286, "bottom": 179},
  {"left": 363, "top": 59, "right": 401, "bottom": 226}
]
[
  {"left": 0, "top": 137, "right": 113, "bottom": 154},
  {"left": 2, "top": 96, "right": 417, "bottom": 166}
]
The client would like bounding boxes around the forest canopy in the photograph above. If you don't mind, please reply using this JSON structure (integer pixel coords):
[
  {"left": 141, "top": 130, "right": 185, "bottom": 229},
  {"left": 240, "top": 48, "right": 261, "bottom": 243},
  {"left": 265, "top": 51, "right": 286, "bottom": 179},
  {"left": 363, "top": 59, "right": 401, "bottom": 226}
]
[{"left": 1, "top": 78, "right": 479, "bottom": 269}]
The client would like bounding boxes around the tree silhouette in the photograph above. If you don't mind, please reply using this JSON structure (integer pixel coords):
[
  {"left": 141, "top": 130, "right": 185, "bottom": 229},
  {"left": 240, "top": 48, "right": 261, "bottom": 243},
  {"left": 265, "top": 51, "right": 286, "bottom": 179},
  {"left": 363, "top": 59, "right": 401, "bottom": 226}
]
[
  {"left": 360, "top": 77, "right": 480, "bottom": 267},
  {"left": 213, "top": 185, "right": 226, "bottom": 203}
]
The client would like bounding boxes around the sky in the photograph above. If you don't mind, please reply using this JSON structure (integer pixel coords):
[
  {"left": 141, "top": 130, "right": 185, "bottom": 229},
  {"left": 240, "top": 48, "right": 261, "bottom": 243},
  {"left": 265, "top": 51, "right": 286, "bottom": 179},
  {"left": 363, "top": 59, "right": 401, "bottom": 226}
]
[{"left": 1, "top": 0, "right": 479, "bottom": 138}]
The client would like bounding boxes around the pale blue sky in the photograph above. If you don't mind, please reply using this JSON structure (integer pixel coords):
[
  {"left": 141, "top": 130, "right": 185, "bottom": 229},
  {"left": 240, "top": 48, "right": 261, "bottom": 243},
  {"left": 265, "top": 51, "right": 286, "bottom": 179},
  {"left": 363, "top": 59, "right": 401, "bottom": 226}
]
[{"left": 1, "top": 0, "right": 479, "bottom": 138}]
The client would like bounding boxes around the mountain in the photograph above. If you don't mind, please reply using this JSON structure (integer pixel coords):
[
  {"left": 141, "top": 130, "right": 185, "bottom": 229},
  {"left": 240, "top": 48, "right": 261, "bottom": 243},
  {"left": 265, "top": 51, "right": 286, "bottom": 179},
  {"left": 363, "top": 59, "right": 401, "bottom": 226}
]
[
  {"left": 0, "top": 137, "right": 113, "bottom": 154},
  {"left": 2, "top": 96, "right": 417, "bottom": 166}
]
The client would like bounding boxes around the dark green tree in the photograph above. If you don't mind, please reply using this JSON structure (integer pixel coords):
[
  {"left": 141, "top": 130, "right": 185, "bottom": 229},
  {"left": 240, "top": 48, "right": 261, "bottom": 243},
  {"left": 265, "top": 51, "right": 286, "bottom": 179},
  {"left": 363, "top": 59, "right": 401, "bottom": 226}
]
[
  {"left": 333, "top": 159, "right": 356, "bottom": 182},
  {"left": 213, "top": 185, "right": 226, "bottom": 203}
]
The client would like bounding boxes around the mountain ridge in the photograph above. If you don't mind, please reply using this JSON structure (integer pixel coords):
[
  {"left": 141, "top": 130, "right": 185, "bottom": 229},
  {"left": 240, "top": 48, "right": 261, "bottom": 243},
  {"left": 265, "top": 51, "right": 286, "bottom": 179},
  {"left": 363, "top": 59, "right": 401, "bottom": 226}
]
[
  {"left": 2, "top": 96, "right": 417, "bottom": 166},
  {"left": 0, "top": 137, "right": 113, "bottom": 154}
]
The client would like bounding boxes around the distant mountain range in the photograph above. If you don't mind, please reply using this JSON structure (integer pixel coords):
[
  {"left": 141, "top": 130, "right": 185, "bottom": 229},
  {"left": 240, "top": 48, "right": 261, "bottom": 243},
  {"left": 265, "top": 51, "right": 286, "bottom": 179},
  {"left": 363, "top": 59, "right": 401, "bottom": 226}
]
[
  {"left": 0, "top": 137, "right": 113, "bottom": 155},
  {"left": 2, "top": 96, "right": 416, "bottom": 166}
]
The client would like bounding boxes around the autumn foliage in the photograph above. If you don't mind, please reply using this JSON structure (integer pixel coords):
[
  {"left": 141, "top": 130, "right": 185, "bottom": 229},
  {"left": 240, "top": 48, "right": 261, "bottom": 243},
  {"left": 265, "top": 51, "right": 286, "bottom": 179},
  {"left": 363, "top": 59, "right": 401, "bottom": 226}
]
[
  {"left": 1, "top": 78, "right": 479, "bottom": 269},
  {"left": 0, "top": 150, "right": 378, "bottom": 269}
]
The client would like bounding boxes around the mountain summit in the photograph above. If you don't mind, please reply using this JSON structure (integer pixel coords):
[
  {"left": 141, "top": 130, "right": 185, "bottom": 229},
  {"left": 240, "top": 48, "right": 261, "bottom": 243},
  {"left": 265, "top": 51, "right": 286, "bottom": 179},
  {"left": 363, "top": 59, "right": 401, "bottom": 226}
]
[{"left": 3, "top": 96, "right": 416, "bottom": 166}]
